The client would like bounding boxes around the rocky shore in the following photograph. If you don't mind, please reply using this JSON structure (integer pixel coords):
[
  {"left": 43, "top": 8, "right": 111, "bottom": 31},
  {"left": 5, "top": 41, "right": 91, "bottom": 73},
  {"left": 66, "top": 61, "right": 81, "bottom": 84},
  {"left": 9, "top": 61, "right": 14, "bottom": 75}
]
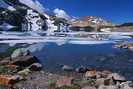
[{"left": 0, "top": 47, "right": 133, "bottom": 89}]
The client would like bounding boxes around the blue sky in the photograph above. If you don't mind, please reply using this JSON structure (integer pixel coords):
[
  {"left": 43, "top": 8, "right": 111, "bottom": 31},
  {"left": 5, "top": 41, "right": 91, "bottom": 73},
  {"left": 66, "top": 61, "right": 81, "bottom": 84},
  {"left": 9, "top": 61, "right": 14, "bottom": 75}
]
[
  {"left": 39, "top": 0, "right": 133, "bottom": 24},
  {"left": 0, "top": 0, "right": 132, "bottom": 24}
]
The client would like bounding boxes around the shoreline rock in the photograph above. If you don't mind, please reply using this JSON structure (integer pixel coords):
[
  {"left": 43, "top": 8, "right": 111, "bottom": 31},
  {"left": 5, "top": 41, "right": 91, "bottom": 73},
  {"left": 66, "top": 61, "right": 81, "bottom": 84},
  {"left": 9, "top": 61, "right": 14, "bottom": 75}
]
[{"left": 0, "top": 55, "right": 133, "bottom": 89}]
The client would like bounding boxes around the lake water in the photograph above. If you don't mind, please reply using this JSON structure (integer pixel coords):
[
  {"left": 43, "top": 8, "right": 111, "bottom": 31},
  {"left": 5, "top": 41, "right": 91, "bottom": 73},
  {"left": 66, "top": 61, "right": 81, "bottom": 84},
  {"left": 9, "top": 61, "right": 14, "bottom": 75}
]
[{"left": 0, "top": 32, "right": 133, "bottom": 80}]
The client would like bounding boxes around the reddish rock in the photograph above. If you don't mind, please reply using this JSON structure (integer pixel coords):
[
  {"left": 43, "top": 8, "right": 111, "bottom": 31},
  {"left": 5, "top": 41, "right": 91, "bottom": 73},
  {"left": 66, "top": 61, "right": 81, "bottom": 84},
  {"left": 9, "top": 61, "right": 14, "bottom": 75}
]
[
  {"left": 0, "top": 75, "right": 15, "bottom": 88},
  {"left": 0, "top": 75, "right": 23, "bottom": 86}
]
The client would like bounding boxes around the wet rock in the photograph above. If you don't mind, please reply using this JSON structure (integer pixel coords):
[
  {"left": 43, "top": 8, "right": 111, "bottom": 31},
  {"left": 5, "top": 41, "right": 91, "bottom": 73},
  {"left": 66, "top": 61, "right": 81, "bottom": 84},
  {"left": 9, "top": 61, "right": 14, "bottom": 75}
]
[
  {"left": 28, "top": 63, "right": 43, "bottom": 71},
  {"left": 10, "top": 56, "right": 39, "bottom": 67},
  {"left": 85, "top": 71, "right": 97, "bottom": 78},
  {"left": 11, "top": 48, "right": 31, "bottom": 58},
  {"left": 56, "top": 76, "right": 73, "bottom": 87}
]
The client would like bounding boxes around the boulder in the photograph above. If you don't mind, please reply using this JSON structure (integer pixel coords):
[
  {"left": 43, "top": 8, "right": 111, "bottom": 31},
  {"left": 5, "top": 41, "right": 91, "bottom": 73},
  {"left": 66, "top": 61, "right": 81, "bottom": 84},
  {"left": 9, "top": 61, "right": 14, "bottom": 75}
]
[
  {"left": 85, "top": 71, "right": 97, "bottom": 78},
  {"left": 120, "top": 81, "right": 133, "bottom": 89},
  {"left": 10, "top": 56, "right": 39, "bottom": 67},
  {"left": 28, "top": 63, "right": 43, "bottom": 71},
  {"left": 11, "top": 48, "right": 31, "bottom": 58},
  {"left": 108, "top": 73, "right": 126, "bottom": 82}
]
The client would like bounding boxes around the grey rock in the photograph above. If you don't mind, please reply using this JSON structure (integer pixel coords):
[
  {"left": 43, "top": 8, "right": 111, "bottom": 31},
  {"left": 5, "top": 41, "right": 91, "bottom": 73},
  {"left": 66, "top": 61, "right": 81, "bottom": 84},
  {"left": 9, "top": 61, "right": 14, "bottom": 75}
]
[
  {"left": 120, "top": 81, "right": 133, "bottom": 89},
  {"left": 108, "top": 73, "right": 126, "bottom": 81}
]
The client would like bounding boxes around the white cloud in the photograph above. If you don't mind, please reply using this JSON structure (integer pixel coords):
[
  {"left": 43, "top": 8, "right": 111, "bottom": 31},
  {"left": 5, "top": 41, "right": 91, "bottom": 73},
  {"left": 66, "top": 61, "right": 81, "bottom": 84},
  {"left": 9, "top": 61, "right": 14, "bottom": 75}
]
[
  {"left": 19, "top": 0, "right": 45, "bottom": 13},
  {"left": 7, "top": 6, "right": 16, "bottom": 11},
  {"left": 53, "top": 8, "right": 71, "bottom": 20}
]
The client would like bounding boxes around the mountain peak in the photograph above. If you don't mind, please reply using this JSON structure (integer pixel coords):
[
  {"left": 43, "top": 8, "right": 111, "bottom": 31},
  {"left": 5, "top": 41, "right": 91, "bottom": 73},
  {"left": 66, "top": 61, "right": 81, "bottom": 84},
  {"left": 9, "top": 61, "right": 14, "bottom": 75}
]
[{"left": 78, "top": 16, "right": 111, "bottom": 25}]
